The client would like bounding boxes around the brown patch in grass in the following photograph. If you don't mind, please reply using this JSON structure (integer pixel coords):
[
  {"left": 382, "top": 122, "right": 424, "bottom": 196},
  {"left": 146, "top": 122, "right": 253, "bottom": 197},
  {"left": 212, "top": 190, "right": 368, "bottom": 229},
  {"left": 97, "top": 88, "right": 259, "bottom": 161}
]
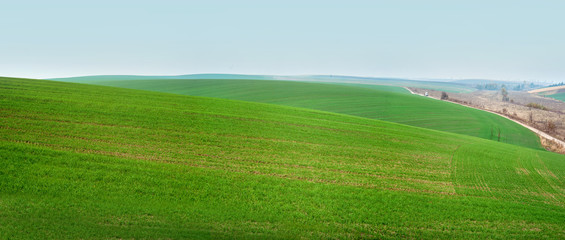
[
  {"left": 539, "top": 137, "right": 565, "bottom": 154},
  {"left": 515, "top": 168, "right": 530, "bottom": 175}
]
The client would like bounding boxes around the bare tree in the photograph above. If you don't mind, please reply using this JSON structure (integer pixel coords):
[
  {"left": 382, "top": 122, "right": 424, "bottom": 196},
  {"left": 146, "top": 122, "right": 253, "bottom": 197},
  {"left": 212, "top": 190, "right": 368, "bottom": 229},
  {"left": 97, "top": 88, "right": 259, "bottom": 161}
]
[
  {"left": 501, "top": 87, "right": 509, "bottom": 102},
  {"left": 441, "top": 92, "right": 449, "bottom": 100},
  {"left": 490, "top": 127, "right": 494, "bottom": 140},
  {"left": 546, "top": 120, "right": 556, "bottom": 133}
]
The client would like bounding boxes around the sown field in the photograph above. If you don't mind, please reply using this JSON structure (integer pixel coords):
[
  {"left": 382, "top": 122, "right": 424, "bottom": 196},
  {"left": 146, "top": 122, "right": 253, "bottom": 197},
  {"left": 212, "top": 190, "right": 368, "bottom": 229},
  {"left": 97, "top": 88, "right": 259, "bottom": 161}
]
[
  {"left": 82, "top": 78, "right": 542, "bottom": 149},
  {"left": 527, "top": 85, "right": 565, "bottom": 103},
  {"left": 548, "top": 92, "right": 565, "bottom": 102},
  {"left": 1, "top": 77, "right": 565, "bottom": 239}
]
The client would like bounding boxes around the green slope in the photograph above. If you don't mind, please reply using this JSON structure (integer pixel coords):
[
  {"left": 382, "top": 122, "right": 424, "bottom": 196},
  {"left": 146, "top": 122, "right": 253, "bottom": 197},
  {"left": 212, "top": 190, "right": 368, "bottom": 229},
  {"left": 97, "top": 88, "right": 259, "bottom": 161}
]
[
  {"left": 548, "top": 92, "right": 565, "bottom": 102},
  {"left": 87, "top": 78, "right": 541, "bottom": 150},
  {"left": 1, "top": 77, "right": 565, "bottom": 239}
]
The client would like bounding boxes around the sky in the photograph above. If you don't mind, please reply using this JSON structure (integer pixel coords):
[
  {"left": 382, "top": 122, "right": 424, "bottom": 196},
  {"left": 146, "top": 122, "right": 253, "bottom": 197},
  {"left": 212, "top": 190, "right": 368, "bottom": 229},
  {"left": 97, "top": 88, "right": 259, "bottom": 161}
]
[{"left": 1, "top": 0, "right": 564, "bottom": 82}]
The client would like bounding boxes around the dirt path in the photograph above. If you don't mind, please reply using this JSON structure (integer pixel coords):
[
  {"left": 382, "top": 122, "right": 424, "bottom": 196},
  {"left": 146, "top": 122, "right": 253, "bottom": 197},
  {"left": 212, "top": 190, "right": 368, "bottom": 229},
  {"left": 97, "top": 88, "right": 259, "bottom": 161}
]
[{"left": 403, "top": 87, "right": 565, "bottom": 150}]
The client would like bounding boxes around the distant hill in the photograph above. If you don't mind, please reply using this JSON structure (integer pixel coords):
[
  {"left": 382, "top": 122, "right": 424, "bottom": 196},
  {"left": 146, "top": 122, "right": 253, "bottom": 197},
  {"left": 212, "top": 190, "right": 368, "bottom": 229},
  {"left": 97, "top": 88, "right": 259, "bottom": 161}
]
[
  {"left": 49, "top": 74, "right": 279, "bottom": 83},
  {"left": 452, "top": 79, "right": 520, "bottom": 85},
  {"left": 529, "top": 85, "right": 565, "bottom": 103},
  {"left": 50, "top": 73, "right": 477, "bottom": 93},
  {"left": 529, "top": 85, "right": 565, "bottom": 94},
  {"left": 548, "top": 92, "right": 565, "bottom": 102}
]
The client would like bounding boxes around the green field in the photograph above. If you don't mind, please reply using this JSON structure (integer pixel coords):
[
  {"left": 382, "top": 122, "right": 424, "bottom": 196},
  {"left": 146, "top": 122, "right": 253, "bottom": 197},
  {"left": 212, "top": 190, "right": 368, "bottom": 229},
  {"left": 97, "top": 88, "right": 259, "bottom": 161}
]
[
  {"left": 80, "top": 78, "right": 542, "bottom": 149},
  {"left": 548, "top": 92, "right": 565, "bottom": 102},
  {"left": 1, "top": 77, "right": 565, "bottom": 239}
]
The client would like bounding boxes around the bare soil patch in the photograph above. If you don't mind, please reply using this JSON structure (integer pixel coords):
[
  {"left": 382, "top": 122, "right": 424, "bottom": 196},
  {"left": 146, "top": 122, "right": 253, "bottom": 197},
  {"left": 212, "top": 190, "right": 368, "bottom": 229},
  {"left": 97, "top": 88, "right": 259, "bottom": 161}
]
[{"left": 528, "top": 85, "right": 565, "bottom": 94}]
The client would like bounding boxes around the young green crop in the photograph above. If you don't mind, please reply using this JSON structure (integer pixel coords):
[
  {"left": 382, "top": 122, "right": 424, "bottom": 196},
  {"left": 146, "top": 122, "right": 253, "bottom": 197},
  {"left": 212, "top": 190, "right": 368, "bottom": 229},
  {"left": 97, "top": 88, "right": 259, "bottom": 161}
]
[
  {"left": 548, "top": 92, "right": 565, "bottom": 102},
  {"left": 1, "top": 77, "right": 564, "bottom": 239},
  {"left": 80, "top": 78, "right": 542, "bottom": 149}
]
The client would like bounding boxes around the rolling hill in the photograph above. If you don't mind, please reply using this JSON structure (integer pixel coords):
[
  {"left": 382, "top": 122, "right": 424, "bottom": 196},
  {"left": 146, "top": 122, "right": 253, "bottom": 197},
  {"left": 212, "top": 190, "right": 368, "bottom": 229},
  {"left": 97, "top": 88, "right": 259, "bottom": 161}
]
[
  {"left": 527, "top": 85, "right": 565, "bottom": 103},
  {"left": 548, "top": 92, "right": 565, "bottom": 102},
  {"left": 67, "top": 78, "right": 542, "bottom": 150},
  {"left": 1, "top": 77, "right": 565, "bottom": 239},
  {"left": 51, "top": 74, "right": 477, "bottom": 93},
  {"left": 50, "top": 74, "right": 279, "bottom": 83},
  {"left": 528, "top": 85, "right": 565, "bottom": 95}
]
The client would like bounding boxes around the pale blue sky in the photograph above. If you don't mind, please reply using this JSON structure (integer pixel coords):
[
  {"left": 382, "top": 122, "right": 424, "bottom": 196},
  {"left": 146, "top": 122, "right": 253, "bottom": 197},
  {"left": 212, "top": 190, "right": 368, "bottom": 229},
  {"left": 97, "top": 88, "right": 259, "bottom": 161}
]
[{"left": 1, "top": 0, "right": 564, "bottom": 82}]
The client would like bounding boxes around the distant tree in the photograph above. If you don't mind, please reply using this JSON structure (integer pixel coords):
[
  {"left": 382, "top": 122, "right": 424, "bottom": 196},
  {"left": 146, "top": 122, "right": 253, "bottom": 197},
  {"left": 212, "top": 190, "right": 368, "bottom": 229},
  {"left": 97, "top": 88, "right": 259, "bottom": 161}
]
[
  {"left": 513, "top": 85, "right": 522, "bottom": 91},
  {"left": 501, "top": 87, "right": 509, "bottom": 102},
  {"left": 484, "top": 83, "right": 499, "bottom": 90},
  {"left": 490, "top": 127, "right": 494, "bottom": 140},
  {"left": 490, "top": 127, "right": 501, "bottom": 141},
  {"left": 546, "top": 121, "right": 556, "bottom": 133},
  {"left": 441, "top": 92, "right": 449, "bottom": 100}
]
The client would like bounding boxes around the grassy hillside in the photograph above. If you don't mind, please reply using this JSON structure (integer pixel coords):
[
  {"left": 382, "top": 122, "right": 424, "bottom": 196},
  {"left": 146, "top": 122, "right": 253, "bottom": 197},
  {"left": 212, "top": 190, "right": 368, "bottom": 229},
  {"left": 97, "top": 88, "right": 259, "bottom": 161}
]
[
  {"left": 1, "top": 77, "right": 565, "bottom": 239},
  {"left": 548, "top": 92, "right": 565, "bottom": 102},
  {"left": 85, "top": 78, "right": 542, "bottom": 149}
]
